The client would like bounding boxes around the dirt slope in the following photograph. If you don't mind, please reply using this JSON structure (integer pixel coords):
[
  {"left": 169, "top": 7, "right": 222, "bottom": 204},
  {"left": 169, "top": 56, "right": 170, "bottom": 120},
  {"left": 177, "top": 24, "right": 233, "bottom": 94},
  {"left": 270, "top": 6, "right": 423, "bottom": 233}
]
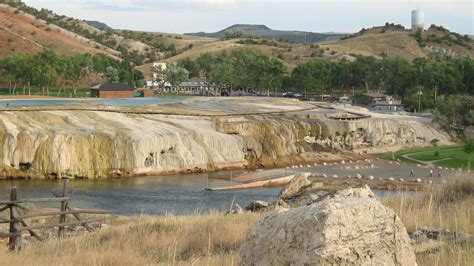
[{"left": 0, "top": 4, "right": 120, "bottom": 59}]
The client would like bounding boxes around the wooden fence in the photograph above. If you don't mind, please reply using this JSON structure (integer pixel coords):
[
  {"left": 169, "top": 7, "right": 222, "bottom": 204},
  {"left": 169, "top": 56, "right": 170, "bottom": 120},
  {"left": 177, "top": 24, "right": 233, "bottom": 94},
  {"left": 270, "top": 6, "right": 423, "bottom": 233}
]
[{"left": 0, "top": 179, "right": 111, "bottom": 251}]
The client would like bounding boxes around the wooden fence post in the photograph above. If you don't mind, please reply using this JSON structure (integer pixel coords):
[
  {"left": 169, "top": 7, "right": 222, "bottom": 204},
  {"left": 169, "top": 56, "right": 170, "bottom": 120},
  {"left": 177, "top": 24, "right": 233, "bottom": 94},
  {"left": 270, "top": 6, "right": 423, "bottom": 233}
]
[
  {"left": 58, "top": 179, "right": 69, "bottom": 237},
  {"left": 9, "top": 187, "right": 21, "bottom": 251}
]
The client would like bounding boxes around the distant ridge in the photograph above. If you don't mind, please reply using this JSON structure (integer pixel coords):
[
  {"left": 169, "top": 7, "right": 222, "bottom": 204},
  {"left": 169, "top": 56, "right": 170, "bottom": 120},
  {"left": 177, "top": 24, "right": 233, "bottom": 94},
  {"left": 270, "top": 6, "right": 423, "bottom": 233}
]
[
  {"left": 85, "top": 20, "right": 112, "bottom": 30},
  {"left": 185, "top": 24, "right": 348, "bottom": 44}
]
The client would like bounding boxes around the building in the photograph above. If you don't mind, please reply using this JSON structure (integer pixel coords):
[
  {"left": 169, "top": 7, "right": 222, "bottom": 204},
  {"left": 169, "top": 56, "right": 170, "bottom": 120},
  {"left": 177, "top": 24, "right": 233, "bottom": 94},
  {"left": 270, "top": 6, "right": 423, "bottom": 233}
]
[
  {"left": 148, "top": 62, "right": 167, "bottom": 87},
  {"left": 91, "top": 83, "right": 154, "bottom": 98},
  {"left": 411, "top": 9, "right": 424, "bottom": 32},
  {"left": 176, "top": 82, "right": 213, "bottom": 95},
  {"left": 372, "top": 95, "right": 404, "bottom": 112},
  {"left": 350, "top": 92, "right": 403, "bottom": 112}
]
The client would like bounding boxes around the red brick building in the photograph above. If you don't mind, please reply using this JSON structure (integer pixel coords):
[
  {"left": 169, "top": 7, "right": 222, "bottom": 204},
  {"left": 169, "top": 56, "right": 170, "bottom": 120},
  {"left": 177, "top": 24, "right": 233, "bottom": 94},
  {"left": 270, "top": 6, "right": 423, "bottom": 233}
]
[{"left": 91, "top": 83, "right": 136, "bottom": 98}]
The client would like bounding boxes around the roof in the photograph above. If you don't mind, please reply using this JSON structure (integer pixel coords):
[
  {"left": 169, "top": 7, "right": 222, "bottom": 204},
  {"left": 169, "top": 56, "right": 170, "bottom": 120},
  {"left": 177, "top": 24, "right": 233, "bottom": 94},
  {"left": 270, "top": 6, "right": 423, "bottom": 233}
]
[
  {"left": 363, "top": 92, "right": 386, "bottom": 98},
  {"left": 178, "top": 82, "right": 209, "bottom": 87},
  {"left": 91, "top": 83, "right": 135, "bottom": 91}
]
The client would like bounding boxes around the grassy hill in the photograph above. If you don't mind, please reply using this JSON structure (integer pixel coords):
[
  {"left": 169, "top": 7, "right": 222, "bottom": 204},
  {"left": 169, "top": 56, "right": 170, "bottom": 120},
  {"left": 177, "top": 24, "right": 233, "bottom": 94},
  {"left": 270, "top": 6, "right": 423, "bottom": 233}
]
[
  {"left": 0, "top": 3, "right": 120, "bottom": 59},
  {"left": 185, "top": 24, "right": 347, "bottom": 44},
  {"left": 85, "top": 20, "right": 112, "bottom": 31},
  {"left": 1, "top": 1, "right": 472, "bottom": 78}
]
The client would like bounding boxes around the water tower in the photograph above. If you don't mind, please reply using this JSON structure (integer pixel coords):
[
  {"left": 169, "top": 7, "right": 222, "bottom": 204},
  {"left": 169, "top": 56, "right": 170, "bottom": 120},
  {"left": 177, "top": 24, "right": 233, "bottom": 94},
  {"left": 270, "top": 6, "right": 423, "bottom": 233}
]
[{"left": 411, "top": 9, "right": 424, "bottom": 32}]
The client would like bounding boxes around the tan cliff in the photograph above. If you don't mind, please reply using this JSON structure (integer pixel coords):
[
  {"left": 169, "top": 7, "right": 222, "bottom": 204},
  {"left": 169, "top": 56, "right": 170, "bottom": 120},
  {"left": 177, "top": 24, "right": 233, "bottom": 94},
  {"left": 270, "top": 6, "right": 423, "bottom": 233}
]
[{"left": 0, "top": 103, "right": 449, "bottom": 179}]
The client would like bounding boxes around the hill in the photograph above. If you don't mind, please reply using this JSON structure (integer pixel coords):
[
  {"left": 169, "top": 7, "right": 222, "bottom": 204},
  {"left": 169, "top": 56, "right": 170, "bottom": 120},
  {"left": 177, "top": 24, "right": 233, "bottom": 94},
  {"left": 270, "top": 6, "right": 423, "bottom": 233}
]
[
  {"left": 326, "top": 23, "right": 474, "bottom": 60},
  {"left": 1, "top": 1, "right": 472, "bottom": 79},
  {"left": 186, "top": 24, "right": 347, "bottom": 44},
  {"left": 85, "top": 20, "right": 112, "bottom": 30},
  {"left": 0, "top": 3, "right": 120, "bottom": 59},
  {"left": 0, "top": 1, "right": 156, "bottom": 63}
]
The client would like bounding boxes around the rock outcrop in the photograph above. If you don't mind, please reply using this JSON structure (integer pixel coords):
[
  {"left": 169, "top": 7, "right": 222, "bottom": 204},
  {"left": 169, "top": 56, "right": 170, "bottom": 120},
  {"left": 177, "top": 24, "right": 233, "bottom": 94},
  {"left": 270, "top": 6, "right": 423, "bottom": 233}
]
[
  {"left": 240, "top": 186, "right": 417, "bottom": 265},
  {"left": 0, "top": 101, "right": 449, "bottom": 178}
]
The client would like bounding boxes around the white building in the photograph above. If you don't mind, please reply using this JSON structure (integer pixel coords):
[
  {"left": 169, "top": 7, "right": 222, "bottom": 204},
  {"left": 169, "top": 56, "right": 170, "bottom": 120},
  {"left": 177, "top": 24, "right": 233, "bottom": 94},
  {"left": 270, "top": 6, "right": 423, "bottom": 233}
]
[{"left": 146, "top": 62, "right": 167, "bottom": 87}]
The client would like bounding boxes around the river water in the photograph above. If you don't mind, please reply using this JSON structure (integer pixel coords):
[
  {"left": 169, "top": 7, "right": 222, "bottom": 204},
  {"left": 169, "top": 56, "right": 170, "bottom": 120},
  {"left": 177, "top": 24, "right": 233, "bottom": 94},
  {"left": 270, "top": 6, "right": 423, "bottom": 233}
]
[
  {"left": 0, "top": 170, "right": 281, "bottom": 216},
  {"left": 0, "top": 169, "right": 412, "bottom": 216}
]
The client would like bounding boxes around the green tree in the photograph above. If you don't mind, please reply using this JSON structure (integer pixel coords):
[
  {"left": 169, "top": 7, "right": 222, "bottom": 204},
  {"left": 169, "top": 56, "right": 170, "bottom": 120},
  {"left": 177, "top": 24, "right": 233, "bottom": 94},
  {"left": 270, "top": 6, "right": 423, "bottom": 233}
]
[
  {"left": 463, "top": 139, "right": 474, "bottom": 171},
  {"left": 209, "top": 61, "right": 235, "bottom": 92},
  {"left": 177, "top": 58, "right": 200, "bottom": 78},
  {"left": 164, "top": 63, "right": 189, "bottom": 88},
  {"left": 105, "top": 66, "right": 119, "bottom": 83}
]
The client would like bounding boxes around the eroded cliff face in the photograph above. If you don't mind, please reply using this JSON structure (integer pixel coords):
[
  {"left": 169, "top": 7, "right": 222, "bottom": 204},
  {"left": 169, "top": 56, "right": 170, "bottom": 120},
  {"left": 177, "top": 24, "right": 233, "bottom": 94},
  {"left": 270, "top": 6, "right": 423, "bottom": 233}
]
[{"left": 0, "top": 110, "right": 449, "bottom": 178}]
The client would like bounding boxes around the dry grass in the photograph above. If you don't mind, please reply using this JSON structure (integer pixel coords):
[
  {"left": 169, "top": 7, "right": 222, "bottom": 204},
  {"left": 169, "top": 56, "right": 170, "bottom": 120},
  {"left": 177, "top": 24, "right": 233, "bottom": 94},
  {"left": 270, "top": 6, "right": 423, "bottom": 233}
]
[
  {"left": 383, "top": 177, "right": 474, "bottom": 266},
  {"left": 0, "top": 213, "right": 260, "bottom": 265},
  {"left": 321, "top": 31, "right": 426, "bottom": 61},
  {"left": 1, "top": 177, "right": 473, "bottom": 265},
  {"left": 382, "top": 177, "right": 474, "bottom": 233}
]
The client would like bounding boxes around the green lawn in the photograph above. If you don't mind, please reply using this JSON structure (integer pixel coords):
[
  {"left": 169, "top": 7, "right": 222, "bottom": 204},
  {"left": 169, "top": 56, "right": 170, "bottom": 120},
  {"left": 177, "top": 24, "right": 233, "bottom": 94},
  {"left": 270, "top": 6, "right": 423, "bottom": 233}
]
[
  {"left": 408, "top": 148, "right": 463, "bottom": 161},
  {"left": 377, "top": 145, "right": 460, "bottom": 163},
  {"left": 377, "top": 145, "right": 473, "bottom": 171}
]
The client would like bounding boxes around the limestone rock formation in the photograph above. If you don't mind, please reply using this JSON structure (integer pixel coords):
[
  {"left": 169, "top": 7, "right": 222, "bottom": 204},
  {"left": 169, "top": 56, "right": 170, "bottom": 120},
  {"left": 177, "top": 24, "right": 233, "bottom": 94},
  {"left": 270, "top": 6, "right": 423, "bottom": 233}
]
[
  {"left": 240, "top": 186, "right": 417, "bottom": 265},
  {"left": 0, "top": 99, "right": 450, "bottom": 178}
]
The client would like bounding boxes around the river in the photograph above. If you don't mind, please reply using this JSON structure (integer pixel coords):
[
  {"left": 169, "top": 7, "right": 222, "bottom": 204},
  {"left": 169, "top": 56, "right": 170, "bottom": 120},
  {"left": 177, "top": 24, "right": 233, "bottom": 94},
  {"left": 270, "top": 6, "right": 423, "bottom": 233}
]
[
  {"left": 0, "top": 170, "right": 281, "bottom": 216},
  {"left": 0, "top": 169, "right": 414, "bottom": 216}
]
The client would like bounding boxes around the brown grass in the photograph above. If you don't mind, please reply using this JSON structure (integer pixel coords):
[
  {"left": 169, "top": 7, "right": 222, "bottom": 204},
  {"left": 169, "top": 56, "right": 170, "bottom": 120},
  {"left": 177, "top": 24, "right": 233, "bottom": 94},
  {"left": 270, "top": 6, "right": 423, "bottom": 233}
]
[
  {"left": 383, "top": 177, "right": 474, "bottom": 266},
  {"left": 0, "top": 213, "right": 260, "bottom": 265},
  {"left": 0, "top": 177, "right": 472, "bottom": 265}
]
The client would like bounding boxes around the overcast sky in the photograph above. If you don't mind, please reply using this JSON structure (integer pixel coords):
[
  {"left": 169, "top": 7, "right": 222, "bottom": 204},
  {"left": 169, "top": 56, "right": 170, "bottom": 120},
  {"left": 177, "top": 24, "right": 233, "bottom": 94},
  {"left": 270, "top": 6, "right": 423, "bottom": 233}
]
[{"left": 22, "top": 0, "right": 473, "bottom": 35}]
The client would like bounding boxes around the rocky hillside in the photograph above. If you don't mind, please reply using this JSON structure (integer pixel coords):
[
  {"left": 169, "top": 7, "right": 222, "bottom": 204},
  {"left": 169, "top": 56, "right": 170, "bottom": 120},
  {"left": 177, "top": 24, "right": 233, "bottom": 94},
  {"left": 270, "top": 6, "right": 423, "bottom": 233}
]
[
  {"left": 0, "top": 3, "right": 120, "bottom": 58},
  {"left": 186, "top": 24, "right": 347, "bottom": 44}
]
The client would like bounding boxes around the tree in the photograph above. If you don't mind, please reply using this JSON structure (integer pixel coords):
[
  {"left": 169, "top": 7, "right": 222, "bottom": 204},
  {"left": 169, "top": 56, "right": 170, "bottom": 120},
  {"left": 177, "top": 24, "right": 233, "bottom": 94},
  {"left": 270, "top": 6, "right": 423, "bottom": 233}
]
[
  {"left": 430, "top": 138, "right": 440, "bottom": 147},
  {"left": 177, "top": 58, "right": 200, "bottom": 78},
  {"left": 164, "top": 63, "right": 189, "bottom": 88},
  {"left": 209, "top": 61, "right": 235, "bottom": 92},
  {"left": 196, "top": 52, "right": 214, "bottom": 79},
  {"left": 105, "top": 66, "right": 119, "bottom": 83},
  {"left": 463, "top": 139, "right": 474, "bottom": 171}
]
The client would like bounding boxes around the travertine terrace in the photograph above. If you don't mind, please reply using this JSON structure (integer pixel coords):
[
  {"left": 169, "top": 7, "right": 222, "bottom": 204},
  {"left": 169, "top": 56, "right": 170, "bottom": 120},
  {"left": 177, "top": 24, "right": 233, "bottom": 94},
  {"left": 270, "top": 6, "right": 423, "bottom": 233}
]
[{"left": 0, "top": 97, "right": 449, "bottom": 178}]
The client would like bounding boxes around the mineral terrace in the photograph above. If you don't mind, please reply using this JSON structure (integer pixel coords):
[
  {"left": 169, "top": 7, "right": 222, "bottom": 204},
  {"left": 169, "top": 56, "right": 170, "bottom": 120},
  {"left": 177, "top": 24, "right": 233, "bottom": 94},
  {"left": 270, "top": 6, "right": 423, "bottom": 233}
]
[{"left": 0, "top": 97, "right": 450, "bottom": 178}]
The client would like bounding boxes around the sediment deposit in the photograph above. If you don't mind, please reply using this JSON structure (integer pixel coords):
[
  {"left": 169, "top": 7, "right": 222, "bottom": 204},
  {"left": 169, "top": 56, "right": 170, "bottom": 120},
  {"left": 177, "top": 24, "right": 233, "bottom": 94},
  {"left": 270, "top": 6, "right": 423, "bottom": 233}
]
[{"left": 0, "top": 98, "right": 450, "bottom": 178}]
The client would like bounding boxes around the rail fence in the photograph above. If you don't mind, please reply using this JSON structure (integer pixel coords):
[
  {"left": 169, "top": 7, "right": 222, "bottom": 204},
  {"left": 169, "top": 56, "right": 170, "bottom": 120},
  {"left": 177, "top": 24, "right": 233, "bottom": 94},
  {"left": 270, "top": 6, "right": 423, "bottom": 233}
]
[{"left": 0, "top": 179, "right": 111, "bottom": 251}]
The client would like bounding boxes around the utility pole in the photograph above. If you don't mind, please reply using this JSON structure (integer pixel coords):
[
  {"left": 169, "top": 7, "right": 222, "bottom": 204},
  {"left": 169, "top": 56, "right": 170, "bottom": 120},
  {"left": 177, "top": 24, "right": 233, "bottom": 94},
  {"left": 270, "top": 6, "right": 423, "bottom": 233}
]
[{"left": 418, "top": 89, "right": 423, "bottom": 114}]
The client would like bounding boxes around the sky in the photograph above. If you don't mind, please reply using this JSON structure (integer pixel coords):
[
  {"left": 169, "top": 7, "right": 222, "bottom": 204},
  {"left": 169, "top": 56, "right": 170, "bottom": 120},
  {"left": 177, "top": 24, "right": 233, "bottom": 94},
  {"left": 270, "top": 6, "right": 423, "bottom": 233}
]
[{"left": 22, "top": 0, "right": 473, "bottom": 35}]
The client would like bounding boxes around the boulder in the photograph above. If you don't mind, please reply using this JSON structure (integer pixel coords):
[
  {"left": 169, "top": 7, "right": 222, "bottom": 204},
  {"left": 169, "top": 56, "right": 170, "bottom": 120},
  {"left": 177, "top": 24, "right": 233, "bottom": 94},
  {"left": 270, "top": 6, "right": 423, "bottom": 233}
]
[
  {"left": 230, "top": 203, "right": 244, "bottom": 214},
  {"left": 245, "top": 201, "right": 269, "bottom": 212},
  {"left": 240, "top": 186, "right": 417, "bottom": 266},
  {"left": 278, "top": 172, "right": 312, "bottom": 200}
]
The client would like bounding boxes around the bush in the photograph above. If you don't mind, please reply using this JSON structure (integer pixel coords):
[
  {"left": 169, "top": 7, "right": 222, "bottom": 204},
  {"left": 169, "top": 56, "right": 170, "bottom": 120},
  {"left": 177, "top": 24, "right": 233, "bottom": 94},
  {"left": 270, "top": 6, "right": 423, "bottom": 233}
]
[{"left": 434, "top": 151, "right": 440, "bottom": 157}]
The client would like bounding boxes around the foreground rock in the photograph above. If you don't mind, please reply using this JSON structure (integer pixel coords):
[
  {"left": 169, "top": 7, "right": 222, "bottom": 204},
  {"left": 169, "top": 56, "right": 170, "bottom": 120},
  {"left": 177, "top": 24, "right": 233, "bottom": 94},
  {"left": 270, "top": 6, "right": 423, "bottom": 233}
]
[{"left": 240, "top": 186, "right": 417, "bottom": 265}]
